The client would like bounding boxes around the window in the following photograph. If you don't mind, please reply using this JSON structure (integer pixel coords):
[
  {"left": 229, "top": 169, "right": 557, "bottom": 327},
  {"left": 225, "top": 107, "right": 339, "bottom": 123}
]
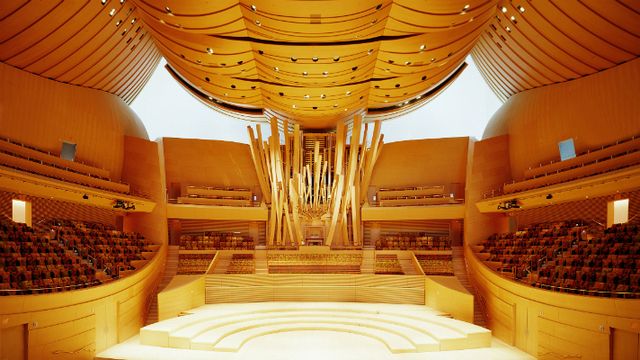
[
  {"left": 607, "top": 198, "right": 629, "bottom": 227},
  {"left": 558, "top": 138, "right": 576, "bottom": 161},
  {"left": 12, "top": 199, "right": 31, "bottom": 226},
  {"left": 61, "top": 141, "right": 77, "bottom": 161}
]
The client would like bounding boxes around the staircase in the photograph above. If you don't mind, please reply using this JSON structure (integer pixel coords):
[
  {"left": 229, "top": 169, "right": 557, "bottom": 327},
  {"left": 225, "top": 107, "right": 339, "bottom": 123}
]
[
  {"left": 360, "top": 249, "right": 375, "bottom": 274},
  {"left": 212, "top": 251, "right": 232, "bottom": 274},
  {"left": 397, "top": 252, "right": 420, "bottom": 275},
  {"left": 144, "top": 246, "right": 179, "bottom": 325},
  {"left": 452, "top": 246, "right": 487, "bottom": 327},
  {"left": 254, "top": 249, "right": 268, "bottom": 274}
]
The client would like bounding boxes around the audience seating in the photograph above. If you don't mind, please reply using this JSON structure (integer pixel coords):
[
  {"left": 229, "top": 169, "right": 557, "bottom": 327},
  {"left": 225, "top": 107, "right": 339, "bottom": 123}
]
[
  {"left": 377, "top": 185, "right": 459, "bottom": 207},
  {"left": 180, "top": 233, "right": 254, "bottom": 250},
  {"left": 267, "top": 253, "right": 362, "bottom": 274},
  {"left": 477, "top": 221, "right": 640, "bottom": 298},
  {"left": 52, "top": 220, "right": 156, "bottom": 280},
  {"left": 376, "top": 233, "right": 451, "bottom": 250},
  {"left": 177, "top": 253, "right": 215, "bottom": 275},
  {"left": 177, "top": 186, "right": 253, "bottom": 207},
  {"left": 504, "top": 135, "right": 640, "bottom": 194},
  {"left": 226, "top": 254, "right": 254, "bottom": 274},
  {"left": 0, "top": 136, "right": 130, "bottom": 194},
  {"left": 415, "top": 254, "right": 454, "bottom": 275},
  {"left": 375, "top": 254, "right": 404, "bottom": 275},
  {"left": 0, "top": 219, "right": 99, "bottom": 294}
]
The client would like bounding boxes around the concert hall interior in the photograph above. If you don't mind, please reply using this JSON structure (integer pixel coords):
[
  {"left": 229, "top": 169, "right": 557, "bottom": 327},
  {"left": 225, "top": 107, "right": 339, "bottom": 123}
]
[{"left": 0, "top": 1, "right": 639, "bottom": 359}]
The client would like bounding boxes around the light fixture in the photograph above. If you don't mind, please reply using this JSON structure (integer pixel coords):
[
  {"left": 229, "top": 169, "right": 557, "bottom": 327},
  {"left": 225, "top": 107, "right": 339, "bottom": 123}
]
[
  {"left": 505, "top": 26, "right": 511, "bottom": 32},
  {"left": 322, "top": 71, "right": 328, "bottom": 76},
  {"left": 274, "top": 66, "right": 279, "bottom": 72},
  {"left": 518, "top": 5, "right": 525, "bottom": 13},
  {"left": 82, "top": 194, "right": 89, "bottom": 200},
  {"left": 109, "top": 8, "right": 116, "bottom": 16},
  {"left": 304, "top": 94, "right": 310, "bottom": 99},
  {"left": 501, "top": 6, "right": 507, "bottom": 13},
  {"left": 419, "top": 44, "right": 426, "bottom": 51},
  {"left": 255, "top": 20, "right": 261, "bottom": 26},
  {"left": 312, "top": 57, "right": 318, "bottom": 62},
  {"left": 250, "top": 4, "right": 257, "bottom": 12},
  {"left": 302, "top": 71, "right": 308, "bottom": 76},
  {"left": 206, "top": 47, "right": 214, "bottom": 54}
]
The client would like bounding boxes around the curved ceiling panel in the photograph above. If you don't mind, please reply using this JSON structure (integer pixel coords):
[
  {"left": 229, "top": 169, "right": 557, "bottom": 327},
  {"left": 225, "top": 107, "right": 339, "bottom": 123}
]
[
  {"left": 471, "top": 0, "right": 640, "bottom": 101},
  {"left": 0, "top": 0, "right": 162, "bottom": 104},
  {"left": 131, "top": 0, "right": 498, "bottom": 128}
]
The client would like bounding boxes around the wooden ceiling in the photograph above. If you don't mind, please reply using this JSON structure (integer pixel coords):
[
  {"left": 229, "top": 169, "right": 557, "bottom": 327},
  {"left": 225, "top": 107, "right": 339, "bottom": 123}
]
[
  {"left": 2, "top": 1, "right": 637, "bottom": 127},
  {"left": 0, "top": 0, "right": 161, "bottom": 104},
  {"left": 131, "top": 0, "right": 499, "bottom": 128},
  {"left": 472, "top": 0, "right": 640, "bottom": 102}
]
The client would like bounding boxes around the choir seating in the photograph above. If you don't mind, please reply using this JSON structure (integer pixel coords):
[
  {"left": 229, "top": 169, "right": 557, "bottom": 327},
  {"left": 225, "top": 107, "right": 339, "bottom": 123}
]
[
  {"left": 226, "top": 253, "right": 255, "bottom": 274},
  {"left": 415, "top": 254, "right": 454, "bottom": 276},
  {"left": 476, "top": 221, "right": 640, "bottom": 298},
  {"left": 377, "top": 185, "right": 458, "bottom": 207},
  {"left": 177, "top": 253, "right": 216, "bottom": 275},
  {"left": 0, "top": 136, "right": 130, "bottom": 194},
  {"left": 504, "top": 135, "right": 640, "bottom": 194},
  {"left": 180, "top": 233, "right": 254, "bottom": 250},
  {"left": 376, "top": 233, "right": 451, "bottom": 250},
  {"left": 267, "top": 253, "right": 362, "bottom": 274},
  {"left": 177, "top": 186, "right": 253, "bottom": 207},
  {"left": 375, "top": 254, "right": 404, "bottom": 275}
]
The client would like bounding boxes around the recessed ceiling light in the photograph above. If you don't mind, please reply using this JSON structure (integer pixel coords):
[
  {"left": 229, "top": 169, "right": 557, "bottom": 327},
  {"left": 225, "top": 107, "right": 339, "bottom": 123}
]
[
  {"left": 510, "top": 15, "right": 516, "bottom": 21},
  {"left": 333, "top": 56, "right": 340, "bottom": 62},
  {"left": 224, "top": 93, "right": 228, "bottom": 96},
  {"left": 333, "top": 104, "right": 338, "bottom": 107},
  {"left": 322, "top": 71, "right": 328, "bottom": 76},
  {"left": 205, "top": 77, "right": 210, "bottom": 82},
  {"left": 404, "top": 61, "right": 411, "bottom": 66},
  {"left": 312, "top": 57, "right": 319, "bottom": 62},
  {"left": 376, "top": 4, "right": 382, "bottom": 10},
  {"left": 109, "top": 8, "right": 116, "bottom": 16},
  {"left": 120, "top": 0, "right": 124, "bottom": 4},
  {"left": 292, "top": 104, "right": 297, "bottom": 108},
  {"left": 346, "top": 91, "right": 352, "bottom": 95},
  {"left": 274, "top": 66, "right": 279, "bottom": 72},
  {"left": 165, "top": 6, "right": 172, "bottom": 14},
  {"left": 501, "top": 6, "right": 507, "bottom": 13},
  {"left": 291, "top": 57, "right": 297, "bottom": 62},
  {"left": 250, "top": 4, "right": 257, "bottom": 12},
  {"left": 207, "top": 96, "right": 213, "bottom": 100},
  {"left": 505, "top": 26, "right": 511, "bottom": 32},
  {"left": 231, "top": 84, "right": 236, "bottom": 89},
  {"left": 430, "top": 57, "right": 436, "bottom": 62},
  {"left": 304, "top": 94, "right": 310, "bottom": 99},
  {"left": 115, "top": 19, "right": 122, "bottom": 26},
  {"left": 131, "top": 18, "right": 136, "bottom": 24},
  {"left": 206, "top": 47, "right": 214, "bottom": 54},
  {"left": 302, "top": 71, "right": 308, "bottom": 76},
  {"left": 419, "top": 44, "right": 426, "bottom": 51},
  {"left": 463, "top": 4, "right": 470, "bottom": 10},
  {"left": 421, "top": 75, "right": 427, "bottom": 80},
  {"left": 320, "top": 94, "right": 326, "bottom": 99},
  {"left": 518, "top": 5, "right": 525, "bottom": 13},
  {"left": 101, "top": 0, "right": 107, "bottom": 5},
  {"left": 395, "top": 83, "right": 400, "bottom": 88},
  {"left": 368, "top": 49, "right": 374, "bottom": 55},
  {"left": 255, "top": 20, "right": 261, "bottom": 26},
  {"left": 352, "top": 66, "right": 358, "bottom": 71}
]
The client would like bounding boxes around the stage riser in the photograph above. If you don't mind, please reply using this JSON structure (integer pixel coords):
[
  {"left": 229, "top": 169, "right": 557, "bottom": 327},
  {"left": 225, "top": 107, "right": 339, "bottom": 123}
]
[{"left": 205, "top": 274, "right": 425, "bottom": 305}]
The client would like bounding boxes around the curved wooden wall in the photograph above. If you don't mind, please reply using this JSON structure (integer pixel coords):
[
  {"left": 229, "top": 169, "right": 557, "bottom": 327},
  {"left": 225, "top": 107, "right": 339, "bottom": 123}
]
[
  {"left": 0, "top": 0, "right": 162, "bottom": 104},
  {"left": 0, "top": 63, "right": 148, "bottom": 181},
  {"left": 471, "top": 0, "right": 640, "bottom": 101},
  {"left": 130, "top": 0, "right": 498, "bottom": 127},
  {"left": 0, "top": 249, "right": 165, "bottom": 360},
  {"left": 483, "top": 57, "right": 640, "bottom": 178}
]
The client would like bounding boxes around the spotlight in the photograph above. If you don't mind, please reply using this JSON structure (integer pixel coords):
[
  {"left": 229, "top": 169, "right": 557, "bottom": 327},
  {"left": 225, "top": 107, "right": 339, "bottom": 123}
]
[
  {"left": 82, "top": 194, "right": 89, "bottom": 200},
  {"left": 497, "top": 199, "right": 521, "bottom": 210},
  {"left": 546, "top": 194, "right": 553, "bottom": 200}
]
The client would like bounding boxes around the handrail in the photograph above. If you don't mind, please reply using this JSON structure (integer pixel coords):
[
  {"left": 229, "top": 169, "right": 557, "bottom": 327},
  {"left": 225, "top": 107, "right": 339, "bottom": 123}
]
[
  {"left": 533, "top": 282, "right": 639, "bottom": 298},
  {"left": 0, "top": 280, "right": 103, "bottom": 295}
]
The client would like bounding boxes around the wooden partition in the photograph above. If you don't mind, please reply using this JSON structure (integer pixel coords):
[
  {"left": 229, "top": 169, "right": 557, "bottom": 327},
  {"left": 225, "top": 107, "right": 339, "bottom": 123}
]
[
  {"left": 205, "top": 274, "right": 425, "bottom": 305},
  {"left": 0, "top": 251, "right": 164, "bottom": 359}
]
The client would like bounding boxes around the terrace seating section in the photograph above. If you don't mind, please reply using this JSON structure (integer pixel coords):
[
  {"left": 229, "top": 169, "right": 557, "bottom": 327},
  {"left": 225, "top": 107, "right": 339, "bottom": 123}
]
[
  {"left": 0, "top": 220, "right": 100, "bottom": 295},
  {"left": 178, "top": 186, "right": 253, "bottom": 207},
  {"left": 52, "top": 220, "right": 157, "bottom": 280},
  {"left": 476, "top": 221, "right": 640, "bottom": 298},
  {"left": 376, "top": 233, "right": 451, "bottom": 250},
  {"left": 226, "top": 254, "right": 255, "bottom": 274},
  {"left": 375, "top": 254, "right": 404, "bottom": 275},
  {"left": 415, "top": 254, "right": 454, "bottom": 276},
  {"left": 376, "top": 185, "right": 458, "bottom": 207},
  {"left": 177, "top": 253, "right": 215, "bottom": 275},
  {"left": 504, "top": 135, "right": 640, "bottom": 194},
  {"left": 0, "top": 136, "right": 130, "bottom": 194},
  {"left": 180, "top": 233, "right": 254, "bottom": 250},
  {"left": 267, "top": 253, "right": 362, "bottom": 274}
]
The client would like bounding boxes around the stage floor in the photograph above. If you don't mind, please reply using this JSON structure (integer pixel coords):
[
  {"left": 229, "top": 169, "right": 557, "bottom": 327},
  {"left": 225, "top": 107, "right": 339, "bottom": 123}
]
[{"left": 97, "top": 302, "right": 534, "bottom": 360}]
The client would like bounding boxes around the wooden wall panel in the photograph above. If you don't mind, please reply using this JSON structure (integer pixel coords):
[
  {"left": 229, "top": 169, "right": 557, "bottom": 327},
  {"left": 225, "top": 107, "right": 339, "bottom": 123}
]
[
  {"left": 464, "top": 136, "right": 511, "bottom": 246},
  {"left": 0, "top": 190, "right": 118, "bottom": 226},
  {"left": 121, "top": 136, "right": 167, "bottom": 245},
  {"left": 162, "top": 138, "right": 261, "bottom": 198},
  {"left": 0, "top": 63, "right": 148, "bottom": 181},
  {"left": 483, "top": 58, "right": 640, "bottom": 179},
  {"left": 370, "top": 137, "right": 469, "bottom": 189},
  {"left": 205, "top": 274, "right": 425, "bottom": 305}
]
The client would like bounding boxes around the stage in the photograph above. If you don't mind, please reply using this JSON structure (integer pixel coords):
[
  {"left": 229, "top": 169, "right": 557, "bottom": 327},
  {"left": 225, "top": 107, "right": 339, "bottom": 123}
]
[{"left": 97, "top": 302, "right": 533, "bottom": 360}]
